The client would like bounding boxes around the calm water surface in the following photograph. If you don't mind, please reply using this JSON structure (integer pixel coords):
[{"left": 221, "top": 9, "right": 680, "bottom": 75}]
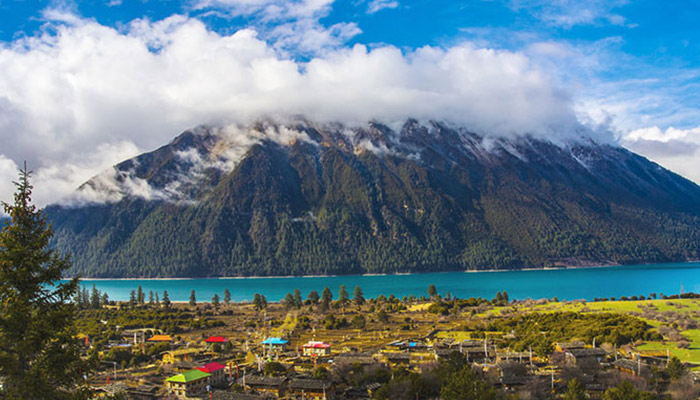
[{"left": 71, "top": 262, "right": 700, "bottom": 302}]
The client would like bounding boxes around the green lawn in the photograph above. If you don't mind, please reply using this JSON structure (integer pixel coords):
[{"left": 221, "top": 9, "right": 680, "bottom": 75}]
[{"left": 471, "top": 299, "right": 700, "bottom": 365}]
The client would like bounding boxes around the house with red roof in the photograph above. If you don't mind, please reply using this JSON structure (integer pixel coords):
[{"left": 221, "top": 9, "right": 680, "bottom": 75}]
[
  {"left": 303, "top": 341, "right": 331, "bottom": 357},
  {"left": 205, "top": 336, "right": 228, "bottom": 344},
  {"left": 197, "top": 362, "right": 228, "bottom": 386}
]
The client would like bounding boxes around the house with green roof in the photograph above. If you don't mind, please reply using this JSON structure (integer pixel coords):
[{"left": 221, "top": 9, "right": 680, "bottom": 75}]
[{"left": 165, "top": 369, "right": 211, "bottom": 398}]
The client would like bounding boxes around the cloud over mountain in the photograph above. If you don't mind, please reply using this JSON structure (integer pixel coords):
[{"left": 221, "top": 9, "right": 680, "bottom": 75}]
[{"left": 0, "top": 12, "right": 603, "bottom": 207}]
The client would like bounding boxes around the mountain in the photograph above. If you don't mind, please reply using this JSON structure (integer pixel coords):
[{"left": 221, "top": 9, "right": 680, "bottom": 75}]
[{"left": 46, "top": 119, "right": 700, "bottom": 278}]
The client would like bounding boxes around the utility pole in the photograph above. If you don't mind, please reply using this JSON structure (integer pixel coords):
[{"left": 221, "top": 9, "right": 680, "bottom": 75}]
[{"left": 637, "top": 352, "right": 641, "bottom": 376}]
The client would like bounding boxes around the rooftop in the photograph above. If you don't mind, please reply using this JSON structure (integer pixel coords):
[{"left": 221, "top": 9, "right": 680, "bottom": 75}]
[
  {"left": 166, "top": 369, "right": 211, "bottom": 383},
  {"left": 289, "top": 378, "right": 331, "bottom": 391},
  {"left": 205, "top": 336, "right": 228, "bottom": 343},
  {"left": 261, "top": 337, "right": 288, "bottom": 345},
  {"left": 241, "top": 375, "right": 288, "bottom": 387},
  {"left": 303, "top": 341, "right": 331, "bottom": 349},
  {"left": 198, "top": 362, "right": 227, "bottom": 373},
  {"left": 147, "top": 334, "right": 173, "bottom": 342}
]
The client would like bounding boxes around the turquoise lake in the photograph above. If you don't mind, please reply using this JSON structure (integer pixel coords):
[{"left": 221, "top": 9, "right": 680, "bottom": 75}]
[{"left": 71, "top": 262, "right": 700, "bottom": 302}]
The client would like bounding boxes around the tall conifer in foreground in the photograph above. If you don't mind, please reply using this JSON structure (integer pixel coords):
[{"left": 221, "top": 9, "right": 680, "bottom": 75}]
[{"left": 0, "top": 166, "right": 87, "bottom": 399}]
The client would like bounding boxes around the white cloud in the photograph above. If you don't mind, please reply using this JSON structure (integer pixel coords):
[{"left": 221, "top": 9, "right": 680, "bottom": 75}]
[
  {"left": 367, "top": 0, "right": 399, "bottom": 14},
  {"left": 622, "top": 125, "right": 700, "bottom": 183},
  {"left": 191, "top": 0, "right": 360, "bottom": 55},
  {"left": 0, "top": 13, "right": 602, "bottom": 207},
  {"left": 510, "top": 0, "right": 630, "bottom": 28}
]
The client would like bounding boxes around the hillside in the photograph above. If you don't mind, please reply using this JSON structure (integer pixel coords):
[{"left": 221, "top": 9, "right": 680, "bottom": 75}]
[{"left": 46, "top": 119, "right": 700, "bottom": 277}]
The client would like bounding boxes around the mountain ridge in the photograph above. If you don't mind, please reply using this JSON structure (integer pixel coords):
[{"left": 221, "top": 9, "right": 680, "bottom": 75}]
[{"left": 45, "top": 119, "right": 700, "bottom": 278}]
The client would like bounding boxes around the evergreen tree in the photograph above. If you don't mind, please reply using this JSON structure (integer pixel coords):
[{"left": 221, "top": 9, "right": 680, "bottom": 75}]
[
  {"left": 148, "top": 290, "right": 154, "bottom": 306},
  {"left": 129, "top": 290, "right": 137, "bottom": 308},
  {"left": 667, "top": 356, "right": 687, "bottom": 380},
  {"left": 189, "top": 290, "right": 197, "bottom": 308},
  {"left": 101, "top": 292, "right": 109, "bottom": 307},
  {"left": 308, "top": 290, "right": 320, "bottom": 305},
  {"left": 564, "top": 378, "right": 586, "bottom": 400},
  {"left": 155, "top": 292, "right": 160, "bottom": 306},
  {"left": 293, "top": 289, "right": 302, "bottom": 308},
  {"left": 224, "top": 289, "right": 231, "bottom": 305},
  {"left": 283, "top": 292, "right": 295, "bottom": 310},
  {"left": 162, "top": 290, "right": 171, "bottom": 309},
  {"left": 338, "top": 284, "right": 350, "bottom": 306},
  {"left": 253, "top": 293, "right": 267, "bottom": 311},
  {"left": 212, "top": 293, "right": 220, "bottom": 311},
  {"left": 73, "top": 288, "right": 82, "bottom": 309},
  {"left": 354, "top": 286, "right": 365, "bottom": 307},
  {"left": 428, "top": 284, "right": 437, "bottom": 300},
  {"left": 90, "top": 283, "right": 100, "bottom": 309},
  {"left": 321, "top": 287, "right": 333, "bottom": 312},
  {"left": 0, "top": 167, "right": 87, "bottom": 399},
  {"left": 441, "top": 366, "right": 496, "bottom": 400},
  {"left": 137, "top": 285, "right": 145, "bottom": 306},
  {"left": 82, "top": 286, "right": 89, "bottom": 309}
]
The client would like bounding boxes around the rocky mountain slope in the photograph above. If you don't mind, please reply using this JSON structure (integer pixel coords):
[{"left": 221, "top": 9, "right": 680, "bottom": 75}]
[{"left": 45, "top": 119, "right": 700, "bottom": 277}]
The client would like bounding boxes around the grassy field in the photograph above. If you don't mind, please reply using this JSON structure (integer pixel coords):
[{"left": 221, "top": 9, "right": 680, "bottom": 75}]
[{"left": 479, "top": 298, "right": 700, "bottom": 365}]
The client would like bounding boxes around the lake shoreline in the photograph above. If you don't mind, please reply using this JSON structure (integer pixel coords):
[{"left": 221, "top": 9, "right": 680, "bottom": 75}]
[{"left": 71, "top": 261, "right": 668, "bottom": 280}]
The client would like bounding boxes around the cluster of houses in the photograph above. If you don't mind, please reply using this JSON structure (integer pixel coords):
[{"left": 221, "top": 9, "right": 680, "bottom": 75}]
[{"left": 89, "top": 330, "right": 685, "bottom": 400}]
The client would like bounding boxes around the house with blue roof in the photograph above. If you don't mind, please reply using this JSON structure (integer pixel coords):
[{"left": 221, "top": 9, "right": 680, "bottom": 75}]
[{"left": 261, "top": 337, "right": 288, "bottom": 353}]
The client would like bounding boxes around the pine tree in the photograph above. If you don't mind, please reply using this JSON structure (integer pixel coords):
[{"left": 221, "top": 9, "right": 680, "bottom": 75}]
[
  {"left": 101, "top": 292, "right": 109, "bottom": 307},
  {"left": 212, "top": 293, "right": 220, "bottom": 311},
  {"left": 353, "top": 286, "right": 365, "bottom": 307},
  {"left": 321, "top": 287, "right": 333, "bottom": 312},
  {"left": 293, "top": 289, "right": 302, "bottom": 308},
  {"left": 73, "top": 287, "right": 82, "bottom": 310},
  {"left": 260, "top": 294, "right": 268, "bottom": 310},
  {"left": 148, "top": 290, "right": 154, "bottom": 306},
  {"left": 0, "top": 166, "right": 88, "bottom": 398},
  {"left": 224, "top": 288, "right": 231, "bottom": 305},
  {"left": 283, "top": 292, "right": 295, "bottom": 310},
  {"left": 308, "top": 290, "right": 320, "bottom": 305},
  {"left": 155, "top": 292, "right": 160, "bottom": 306},
  {"left": 129, "top": 290, "right": 137, "bottom": 308},
  {"left": 253, "top": 293, "right": 264, "bottom": 311},
  {"left": 428, "top": 284, "right": 437, "bottom": 300},
  {"left": 189, "top": 290, "right": 197, "bottom": 308},
  {"left": 90, "top": 283, "right": 100, "bottom": 309},
  {"left": 137, "top": 285, "right": 145, "bottom": 306},
  {"left": 82, "top": 286, "right": 90, "bottom": 309},
  {"left": 564, "top": 378, "right": 586, "bottom": 400},
  {"left": 338, "top": 284, "right": 349, "bottom": 304},
  {"left": 162, "top": 290, "right": 171, "bottom": 309}
]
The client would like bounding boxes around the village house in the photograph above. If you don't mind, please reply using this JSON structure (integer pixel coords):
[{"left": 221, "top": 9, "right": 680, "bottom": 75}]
[
  {"left": 261, "top": 337, "right": 288, "bottom": 354},
  {"left": 125, "top": 384, "right": 160, "bottom": 400},
  {"left": 613, "top": 358, "right": 642, "bottom": 376},
  {"left": 334, "top": 352, "right": 376, "bottom": 366},
  {"left": 240, "top": 375, "right": 288, "bottom": 398},
  {"left": 303, "top": 341, "right": 332, "bottom": 357},
  {"left": 197, "top": 362, "right": 228, "bottom": 387},
  {"left": 554, "top": 341, "right": 586, "bottom": 352},
  {"left": 163, "top": 348, "right": 201, "bottom": 364},
  {"left": 93, "top": 383, "right": 128, "bottom": 398},
  {"left": 451, "top": 340, "right": 495, "bottom": 363},
  {"left": 166, "top": 369, "right": 211, "bottom": 398},
  {"left": 205, "top": 336, "right": 229, "bottom": 347},
  {"left": 121, "top": 329, "right": 148, "bottom": 344},
  {"left": 564, "top": 348, "right": 607, "bottom": 365},
  {"left": 287, "top": 378, "right": 333, "bottom": 400},
  {"left": 381, "top": 351, "right": 411, "bottom": 366},
  {"left": 147, "top": 334, "right": 173, "bottom": 343}
]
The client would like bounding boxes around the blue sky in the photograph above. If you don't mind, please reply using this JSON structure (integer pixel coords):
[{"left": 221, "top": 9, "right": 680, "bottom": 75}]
[{"left": 0, "top": 0, "right": 699, "bottom": 205}]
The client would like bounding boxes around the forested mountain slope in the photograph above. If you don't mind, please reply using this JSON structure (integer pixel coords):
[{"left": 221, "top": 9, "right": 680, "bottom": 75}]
[{"left": 46, "top": 120, "right": 700, "bottom": 277}]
